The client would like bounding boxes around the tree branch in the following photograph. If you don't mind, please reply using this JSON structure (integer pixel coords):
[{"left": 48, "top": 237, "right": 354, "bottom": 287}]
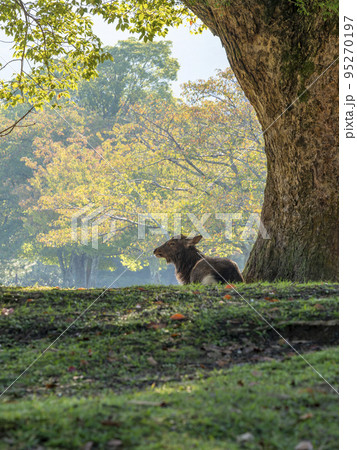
[{"left": 0, "top": 106, "right": 35, "bottom": 137}]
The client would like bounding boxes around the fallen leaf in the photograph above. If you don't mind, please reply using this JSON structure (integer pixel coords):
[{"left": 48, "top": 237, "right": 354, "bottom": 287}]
[
  {"left": 146, "top": 322, "right": 160, "bottom": 330},
  {"left": 314, "top": 303, "right": 325, "bottom": 310},
  {"left": 298, "top": 387, "right": 314, "bottom": 394},
  {"left": 147, "top": 356, "right": 158, "bottom": 366},
  {"left": 101, "top": 420, "right": 121, "bottom": 427},
  {"left": 295, "top": 441, "right": 313, "bottom": 450},
  {"left": 170, "top": 313, "right": 186, "bottom": 320},
  {"left": 107, "top": 439, "right": 123, "bottom": 448},
  {"left": 217, "top": 360, "right": 229, "bottom": 367},
  {"left": 166, "top": 348, "right": 177, "bottom": 353},
  {"left": 236, "top": 432, "right": 254, "bottom": 443},
  {"left": 299, "top": 412, "right": 313, "bottom": 421}
]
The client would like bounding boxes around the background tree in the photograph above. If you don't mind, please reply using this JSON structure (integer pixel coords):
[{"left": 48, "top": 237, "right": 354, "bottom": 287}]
[
  {"left": 0, "top": 110, "right": 35, "bottom": 280},
  {"left": 0, "top": 38, "right": 181, "bottom": 286},
  {"left": 76, "top": 38, "right": 179, "bottom": 119},
  {"left": 20, "top": 68, "right": 265, "bottom": 285}
]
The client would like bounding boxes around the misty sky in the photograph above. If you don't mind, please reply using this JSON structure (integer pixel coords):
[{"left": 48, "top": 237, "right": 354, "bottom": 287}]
[{"left": 92, "top": 18, "right": 230, "bottom": 95}]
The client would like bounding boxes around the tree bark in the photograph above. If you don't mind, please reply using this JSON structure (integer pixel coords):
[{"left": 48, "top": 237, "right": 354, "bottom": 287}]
[
  {"left": 57, "top": 248, "right": 72, "bottom": 287},
  {"left": 185, "top": 0, "right": 338, "bottom": 281},
  {"left": 70, "top": 252, "right": 99, "bottom": 288}
]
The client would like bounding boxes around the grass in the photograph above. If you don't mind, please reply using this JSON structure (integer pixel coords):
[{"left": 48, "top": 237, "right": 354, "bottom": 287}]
[{"left": 0, "top": 282, "right": 339, "bottom": 449}]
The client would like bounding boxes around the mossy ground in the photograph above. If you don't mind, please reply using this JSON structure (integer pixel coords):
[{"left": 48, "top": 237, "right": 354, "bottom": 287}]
[{"left": 0, "top": 282, "right": 338, "bottom": 449}]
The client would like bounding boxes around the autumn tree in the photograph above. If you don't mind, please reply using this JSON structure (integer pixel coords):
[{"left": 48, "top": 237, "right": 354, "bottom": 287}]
[
  {"left": 0, "top": 0, "right": 338, "bottom": 281},
  {"left": 22, "top": 68, "right": 265, "bottom": 284},
  {"left": 0, "top": 38, "right": 181, "bottom": 286}
]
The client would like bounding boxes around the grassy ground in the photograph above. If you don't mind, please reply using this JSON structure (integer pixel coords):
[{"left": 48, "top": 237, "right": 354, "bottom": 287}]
[{"left": 0, "top": 282, "right": 338, "bottom": 449}]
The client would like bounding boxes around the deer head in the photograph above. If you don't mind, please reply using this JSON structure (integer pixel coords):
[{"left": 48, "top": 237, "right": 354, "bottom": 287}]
[{"left": 153, "top": 234, "right": 203, "bottom": 263}]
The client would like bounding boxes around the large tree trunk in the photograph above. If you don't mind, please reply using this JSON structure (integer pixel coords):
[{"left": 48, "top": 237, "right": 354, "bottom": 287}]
[{"left": 186, "top": 0, "right": 338, "bottom": 281}]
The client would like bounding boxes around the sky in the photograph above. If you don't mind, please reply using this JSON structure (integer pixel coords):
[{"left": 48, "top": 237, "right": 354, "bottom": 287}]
[
  {"left": 90, "top": 17, "right": 230, "bottom": 96},
  {"left": 0, "top": 16, "right": 230, "bottom": 97},
  {"left": 90, "top": 17, "right": 229, "bottom": 95}
]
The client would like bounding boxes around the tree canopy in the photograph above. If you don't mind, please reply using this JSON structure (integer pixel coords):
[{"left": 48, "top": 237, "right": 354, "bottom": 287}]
[
  {"left": 76, "top": 39, "right": 179, "bottom": 118},
  {"left": 0, "top": 0, "right": 200, "bottom": 119}
]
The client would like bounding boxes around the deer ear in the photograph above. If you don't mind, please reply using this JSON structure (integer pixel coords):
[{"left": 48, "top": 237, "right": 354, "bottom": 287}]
[{"left": 187, "top": 235, "right": 202, "bottom": 245}]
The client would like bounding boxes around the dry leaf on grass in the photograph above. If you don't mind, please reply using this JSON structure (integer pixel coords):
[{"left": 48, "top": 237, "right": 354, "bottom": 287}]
[
  {"left": 299, "top": 412, "right": 313, "bottom": 421},
  {"left": 107, "top": 439, "right": 123, "bottom": 448},
  {"left": 236, "top": 432, "right": 254, "bottom": 443},
  {"left": 147, "top": 356, "right": 158, "bottom": 366},
  {"left": 295, "top": 441, "right": 313, "bottom": 450},
  {"left": 170, "top": 313, "right": 186, "bottom": 320}
]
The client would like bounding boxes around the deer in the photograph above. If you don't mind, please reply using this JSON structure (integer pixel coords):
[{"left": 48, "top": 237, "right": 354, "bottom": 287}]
[{"left": 153, "top": 234, "right": 244, "bottom": 285}]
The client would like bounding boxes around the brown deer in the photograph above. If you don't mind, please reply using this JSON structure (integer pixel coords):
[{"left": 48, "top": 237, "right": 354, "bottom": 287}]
[{"left": 153, "top": 235, "right": 244, "bottom": 285}]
